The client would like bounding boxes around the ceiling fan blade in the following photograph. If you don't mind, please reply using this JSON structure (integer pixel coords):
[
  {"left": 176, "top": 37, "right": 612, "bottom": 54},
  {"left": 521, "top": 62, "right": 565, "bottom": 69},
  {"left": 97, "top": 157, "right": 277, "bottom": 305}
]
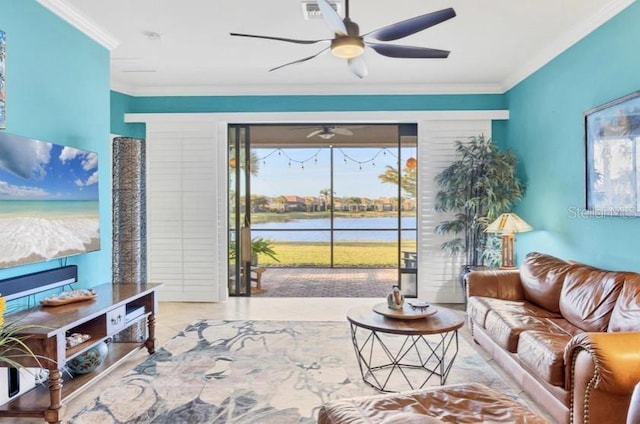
[
  {"left": 230, "top": 32, "right": 329, "bottom": 45},
  {"left": 368, "top": 43, "right": 450, "bottom": 59},
  {"left": 306, "top": 129, "right": 324, "bottom": 138},
  {"left": 348, "top": 56, "right": 368, "bottom": 79},
  {"left": 269, "top": 47, "right": 329, "bottom": 72},
  {"left": 364, "top": 8, "right": 456, "bottom": 42},
  {"left": 317, "top": 0, "right": 347, "bottom": 35},
  {"left": 332, "top": 128, "right": 354, "bottom": 136}
]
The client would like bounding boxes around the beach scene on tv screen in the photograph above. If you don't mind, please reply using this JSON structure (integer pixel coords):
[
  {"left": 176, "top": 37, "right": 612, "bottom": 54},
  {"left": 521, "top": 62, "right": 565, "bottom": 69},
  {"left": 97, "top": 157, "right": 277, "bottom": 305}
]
[{"left": 0, "top": 133, "right": 100, "bottom": 268}]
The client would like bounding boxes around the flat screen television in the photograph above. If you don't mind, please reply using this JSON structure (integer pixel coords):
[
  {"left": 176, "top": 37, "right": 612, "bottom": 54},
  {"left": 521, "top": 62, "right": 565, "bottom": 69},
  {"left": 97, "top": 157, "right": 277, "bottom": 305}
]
[{"left": 0, "top": 132, "right": 100, "bottom": 268}]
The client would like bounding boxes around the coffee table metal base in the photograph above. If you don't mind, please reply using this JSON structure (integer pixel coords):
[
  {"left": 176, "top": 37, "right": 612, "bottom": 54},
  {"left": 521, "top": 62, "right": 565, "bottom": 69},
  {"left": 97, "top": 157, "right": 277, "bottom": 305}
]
[{"left": 349, "top": 322, "right": 459, "bottom": 393}]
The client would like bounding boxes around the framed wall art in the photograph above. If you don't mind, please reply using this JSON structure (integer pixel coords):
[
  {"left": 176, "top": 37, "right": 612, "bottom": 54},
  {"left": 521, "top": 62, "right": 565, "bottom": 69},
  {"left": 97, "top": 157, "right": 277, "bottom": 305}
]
[
  {"left": 0, "top": 29, "right": 5, "bottom": 130},
  {"left": 585, "top": 91, "right": 640, "bottom": 216}
]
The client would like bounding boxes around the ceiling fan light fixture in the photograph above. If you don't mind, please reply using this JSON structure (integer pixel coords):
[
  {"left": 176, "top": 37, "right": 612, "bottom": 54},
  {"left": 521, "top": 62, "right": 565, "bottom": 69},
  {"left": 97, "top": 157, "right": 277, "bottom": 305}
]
[
  {"left": 319, "top": 132, "right": 335, "bottom": 139},
  {"left": 330, "top": 37, "right": 364, "bottom": 59}
]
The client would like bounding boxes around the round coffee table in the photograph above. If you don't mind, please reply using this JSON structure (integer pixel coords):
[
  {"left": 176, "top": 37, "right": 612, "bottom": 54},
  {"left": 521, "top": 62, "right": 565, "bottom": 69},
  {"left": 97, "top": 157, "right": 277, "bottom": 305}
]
[{"left": 347, "top": 304, "right": 464, "bottom": 393}]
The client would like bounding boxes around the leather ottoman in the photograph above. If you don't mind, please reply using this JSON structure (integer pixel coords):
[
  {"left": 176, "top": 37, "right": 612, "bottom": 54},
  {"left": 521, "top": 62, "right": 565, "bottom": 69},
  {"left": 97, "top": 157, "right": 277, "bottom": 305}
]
[{"left": 317, "top": 382, "right": 548, "bottom": 424}]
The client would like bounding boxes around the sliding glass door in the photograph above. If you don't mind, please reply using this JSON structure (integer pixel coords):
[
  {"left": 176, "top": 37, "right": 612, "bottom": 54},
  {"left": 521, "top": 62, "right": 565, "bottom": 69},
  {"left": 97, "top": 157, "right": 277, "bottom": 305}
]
[{"left": 228, "top": 123, "right": 417, "bottom": 296}]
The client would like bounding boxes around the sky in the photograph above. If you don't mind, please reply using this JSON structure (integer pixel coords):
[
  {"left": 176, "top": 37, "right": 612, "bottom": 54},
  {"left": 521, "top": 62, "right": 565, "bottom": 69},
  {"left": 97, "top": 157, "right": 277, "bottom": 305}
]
[
  {"left": 251, "top": 147, "right": 415, "bottom": 199},
  {"left": 0, "top": 133, "right": 99, "bottom": 201}
]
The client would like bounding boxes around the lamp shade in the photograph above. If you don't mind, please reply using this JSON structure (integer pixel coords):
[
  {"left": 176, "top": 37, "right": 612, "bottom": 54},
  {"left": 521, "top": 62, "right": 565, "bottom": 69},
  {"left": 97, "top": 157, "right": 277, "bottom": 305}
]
[{"left": 485, "top": 213, "right": 532, "bottom": 234}]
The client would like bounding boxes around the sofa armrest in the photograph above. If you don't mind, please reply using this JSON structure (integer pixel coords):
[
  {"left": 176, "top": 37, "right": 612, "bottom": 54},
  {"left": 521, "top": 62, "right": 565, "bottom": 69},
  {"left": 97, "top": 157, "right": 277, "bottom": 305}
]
[
  {"left": 465, "top": 269, "right": 524, "bottom": 300},
  {"left": 565, "top": 332, "right": 640, "bottom": 394}
]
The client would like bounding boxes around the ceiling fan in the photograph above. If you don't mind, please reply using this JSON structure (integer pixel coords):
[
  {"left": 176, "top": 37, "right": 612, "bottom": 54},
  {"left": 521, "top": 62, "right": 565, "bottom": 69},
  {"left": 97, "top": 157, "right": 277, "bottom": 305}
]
[
  {"left": 307, "top": 125, "right": 355, "bottom": 139},
  {"left": 230, "top": 0, "right": 456, "bottom": 79}
]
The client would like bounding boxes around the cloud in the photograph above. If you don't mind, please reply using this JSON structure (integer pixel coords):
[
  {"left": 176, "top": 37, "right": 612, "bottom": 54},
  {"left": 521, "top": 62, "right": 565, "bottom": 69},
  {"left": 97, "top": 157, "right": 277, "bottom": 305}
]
[
  {"left": 82, "top": 152, "right": 98, "bottom": 171},
  {"left": 75, "top": 171, "right": 99, "bottom": 188},
  {"left": 85, "top": 171, "right": 99, "bottom": 186},
  {"left": 0, "top": 180, "right": 48, "bottom": 199},
  {"left": 60, "top": 147, "right": 97, "bottom": 171},
  {"left": 0, "top": 135, "right": 52, "bottom": 180},
  {"left": 59, "top": 146, "right": 83, "bottom": 163}
]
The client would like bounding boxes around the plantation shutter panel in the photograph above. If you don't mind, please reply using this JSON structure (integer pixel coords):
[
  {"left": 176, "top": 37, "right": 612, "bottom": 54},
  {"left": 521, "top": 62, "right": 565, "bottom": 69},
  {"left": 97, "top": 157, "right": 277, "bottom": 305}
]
[
  {"left": 145, "top": 121, "right": 228, "bottom": 302},
  {"left": 416, "top": 120, "right": 492, "bottom": 303}
]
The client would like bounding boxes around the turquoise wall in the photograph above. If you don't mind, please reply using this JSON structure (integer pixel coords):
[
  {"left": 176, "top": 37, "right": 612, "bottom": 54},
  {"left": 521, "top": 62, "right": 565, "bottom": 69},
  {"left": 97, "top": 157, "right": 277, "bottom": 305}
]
[
  {"left": 130, "top": 93, "right": 506, "bottom": 113},
  {"left": 506, "top": 2, "right": 640, "bottom": 271},
  {"left": 111, "top": 91, "right": 145, "bottom": 138},
  {"left": 111, "top": 93, "right": 507, "bottom": 137},
  {"left": 0, "top": 1, "right": 111, "bottom": 285}
]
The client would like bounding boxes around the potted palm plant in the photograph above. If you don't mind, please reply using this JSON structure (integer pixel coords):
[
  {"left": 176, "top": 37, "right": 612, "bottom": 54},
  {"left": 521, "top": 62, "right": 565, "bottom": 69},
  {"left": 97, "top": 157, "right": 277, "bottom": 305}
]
[
  {"left": 434, "top": 135, "right": 525, "bottom": 270},
  {"left": 229, "top": 236, "right": 279, "bottom": 266},
  {"left": 249, "top": 237, "right": 279, "bottom": 266}
]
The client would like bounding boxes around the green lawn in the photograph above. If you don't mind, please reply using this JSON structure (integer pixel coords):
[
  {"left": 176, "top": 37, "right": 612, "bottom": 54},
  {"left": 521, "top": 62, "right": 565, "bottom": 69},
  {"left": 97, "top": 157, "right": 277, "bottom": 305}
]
[{"left": 257, "top": 241, "right": 417, "bottom": 267}]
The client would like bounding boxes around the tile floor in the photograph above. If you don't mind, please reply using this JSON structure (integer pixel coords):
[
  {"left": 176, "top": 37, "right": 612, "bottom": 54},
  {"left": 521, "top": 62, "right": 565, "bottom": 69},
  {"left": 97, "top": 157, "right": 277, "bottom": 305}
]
[{"left": 3, "top": 298, "right": 552, "bottom": 423}]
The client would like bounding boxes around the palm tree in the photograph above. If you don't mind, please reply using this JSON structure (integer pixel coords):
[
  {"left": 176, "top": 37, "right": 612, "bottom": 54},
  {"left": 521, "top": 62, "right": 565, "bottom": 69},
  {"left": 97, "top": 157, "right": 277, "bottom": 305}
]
[
  {"left": 319, "top": 188, "right": 332, "bottom": 211},
  {"left": 378, "top": 165, "right": 417, "bottom": 199}
]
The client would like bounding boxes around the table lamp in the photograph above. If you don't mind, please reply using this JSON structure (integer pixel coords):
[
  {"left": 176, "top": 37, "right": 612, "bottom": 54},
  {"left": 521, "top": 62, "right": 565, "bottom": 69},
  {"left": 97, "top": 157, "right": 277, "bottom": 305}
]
[{"left": 485, "top": 213, "right": 532, "bottom": 269}]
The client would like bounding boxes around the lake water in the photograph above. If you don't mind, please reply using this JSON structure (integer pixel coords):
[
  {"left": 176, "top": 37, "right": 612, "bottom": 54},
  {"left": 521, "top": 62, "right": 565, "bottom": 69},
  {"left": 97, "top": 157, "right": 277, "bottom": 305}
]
[{"left": 252, "top": 216, "right": 416, "bottom": 242}]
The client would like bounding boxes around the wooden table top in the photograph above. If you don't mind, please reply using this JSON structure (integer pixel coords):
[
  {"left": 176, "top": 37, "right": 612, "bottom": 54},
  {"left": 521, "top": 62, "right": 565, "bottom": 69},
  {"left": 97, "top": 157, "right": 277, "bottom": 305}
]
[
  {"left": 5, "top": 282, "right": 162, "bottom": 337},
  {"left": 347, "top": 304, "right": 465, "bottom": 335}
]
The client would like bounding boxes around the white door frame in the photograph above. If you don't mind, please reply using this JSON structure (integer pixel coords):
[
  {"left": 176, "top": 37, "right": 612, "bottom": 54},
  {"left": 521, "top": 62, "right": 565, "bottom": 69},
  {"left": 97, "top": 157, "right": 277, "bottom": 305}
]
[{"left": 127, "top": 110, "right": 508, "bottom": 302}]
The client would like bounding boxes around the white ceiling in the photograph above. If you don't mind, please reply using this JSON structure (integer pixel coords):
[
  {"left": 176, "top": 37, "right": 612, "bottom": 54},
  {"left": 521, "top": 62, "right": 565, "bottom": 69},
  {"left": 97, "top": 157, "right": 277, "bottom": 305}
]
[{"left": 41, "top": 0, "right": 633, "bottom": 96}]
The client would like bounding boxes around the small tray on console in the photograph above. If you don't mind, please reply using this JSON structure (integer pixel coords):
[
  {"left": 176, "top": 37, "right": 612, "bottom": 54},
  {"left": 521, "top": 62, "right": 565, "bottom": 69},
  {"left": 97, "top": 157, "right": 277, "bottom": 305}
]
[{"left": 40, "top": 289, "right": 97, "bottom": 306}]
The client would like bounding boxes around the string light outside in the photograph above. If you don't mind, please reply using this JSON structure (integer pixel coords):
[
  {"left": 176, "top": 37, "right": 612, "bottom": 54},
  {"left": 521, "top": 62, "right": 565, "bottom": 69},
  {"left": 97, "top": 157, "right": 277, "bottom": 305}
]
[{"left": 255, "top": 147, "right": 399, "bottom": 171}]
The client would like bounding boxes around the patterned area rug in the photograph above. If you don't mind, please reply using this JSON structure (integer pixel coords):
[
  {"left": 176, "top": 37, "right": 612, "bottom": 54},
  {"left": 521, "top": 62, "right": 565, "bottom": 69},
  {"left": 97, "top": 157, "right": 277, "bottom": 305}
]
[{"left": 68, "top": 320, "right": 521, "bottom": 423}]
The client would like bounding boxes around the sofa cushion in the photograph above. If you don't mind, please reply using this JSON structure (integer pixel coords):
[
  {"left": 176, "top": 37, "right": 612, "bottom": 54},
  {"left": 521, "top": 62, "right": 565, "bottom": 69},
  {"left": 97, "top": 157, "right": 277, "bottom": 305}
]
[
  {"left": 517, "top": 330, "right": 574, "bottom": 387},
  {"left": 317, "top": 382, "right": 549, "bottom": 424},
  {"left": 608, "top": 273, "right": 640, "bottom": 332},
  {"left": 559, "top": 266, "right": 625, "bottom": 332},
  {"left": 468, "top": 296, "right": 557, "bottom": 330},
  {"left": 520, "top": 252, "right": 575, "bottom": 313},
  {"left": 467, "top": 297, "right": 498, "bottom": 329},
  {"left": 484, "top": 302, "right": 563, "bottom": 352}
]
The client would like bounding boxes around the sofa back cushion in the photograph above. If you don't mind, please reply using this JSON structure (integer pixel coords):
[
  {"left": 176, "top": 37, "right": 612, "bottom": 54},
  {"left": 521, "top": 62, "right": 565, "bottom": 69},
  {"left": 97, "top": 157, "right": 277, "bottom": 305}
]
[
  {"left": 559, "top": 266, "right": 625, "bottom": 332},
  {"left": 520, "top": 252, "right": 574, "bottom": 313},
  {"left": 608, "top": 273, "right": 640, "bottom": 332}
]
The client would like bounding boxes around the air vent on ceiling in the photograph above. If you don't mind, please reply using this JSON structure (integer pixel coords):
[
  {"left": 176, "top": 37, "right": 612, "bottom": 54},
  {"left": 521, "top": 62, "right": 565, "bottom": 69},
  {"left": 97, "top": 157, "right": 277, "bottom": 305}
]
[{"left": 301, "top": 1, "right": 340, "bottom": 20}]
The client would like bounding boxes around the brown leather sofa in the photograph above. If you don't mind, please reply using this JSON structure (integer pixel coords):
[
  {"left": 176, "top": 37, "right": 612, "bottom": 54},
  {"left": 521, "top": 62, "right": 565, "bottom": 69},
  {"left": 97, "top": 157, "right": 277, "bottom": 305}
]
[{"left": 466, "top": 252, "right": 640, "bottom": 424}]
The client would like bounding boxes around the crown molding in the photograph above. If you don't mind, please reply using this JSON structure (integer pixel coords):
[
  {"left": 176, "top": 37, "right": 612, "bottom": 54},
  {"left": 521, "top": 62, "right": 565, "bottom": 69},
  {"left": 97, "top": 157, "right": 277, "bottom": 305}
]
[
  {"left": 113, "top": 82, "right": 505, "bottom": 97},
  {"left": 37, "top": 0, "right": 119, "bottom": 50},
  {"left": 110, "top": 79, "right": 137, "bottom": 97},
  {"left": 502, "top": 0, "right": 635, "bottom": 91}
]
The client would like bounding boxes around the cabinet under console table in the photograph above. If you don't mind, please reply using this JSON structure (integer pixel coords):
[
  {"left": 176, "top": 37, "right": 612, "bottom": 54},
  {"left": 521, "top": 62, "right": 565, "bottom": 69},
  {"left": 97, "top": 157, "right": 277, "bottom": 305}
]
[{"left": 0, "top": 282, "right": 162, "bottom": 424}]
